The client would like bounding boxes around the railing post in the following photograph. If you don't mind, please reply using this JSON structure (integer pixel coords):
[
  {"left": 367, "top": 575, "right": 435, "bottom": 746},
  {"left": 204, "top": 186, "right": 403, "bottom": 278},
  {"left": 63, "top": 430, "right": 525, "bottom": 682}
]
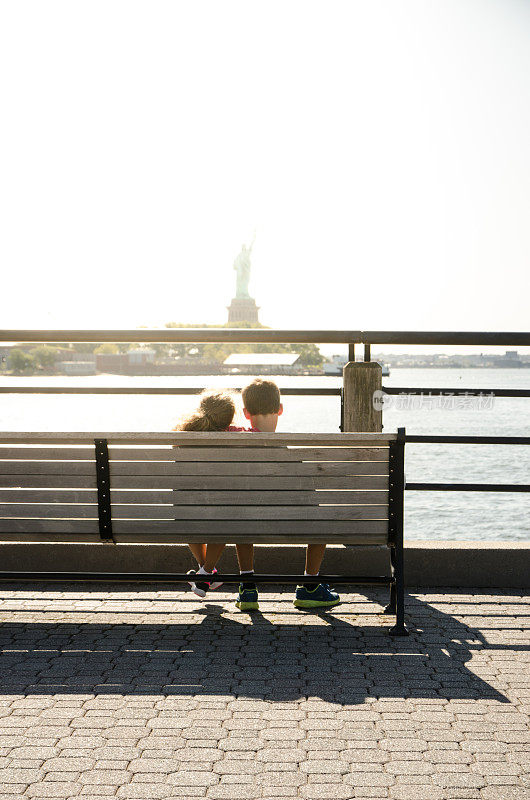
[{"left": 342, "top": 356, "right": 383, "bottom": 432}]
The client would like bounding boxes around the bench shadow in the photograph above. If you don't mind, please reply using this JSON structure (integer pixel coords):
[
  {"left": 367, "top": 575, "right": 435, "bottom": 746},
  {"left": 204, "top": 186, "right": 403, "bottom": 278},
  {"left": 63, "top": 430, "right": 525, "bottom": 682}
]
[{"left": 0, "top": 588, "right": 524, "bottom": 703}]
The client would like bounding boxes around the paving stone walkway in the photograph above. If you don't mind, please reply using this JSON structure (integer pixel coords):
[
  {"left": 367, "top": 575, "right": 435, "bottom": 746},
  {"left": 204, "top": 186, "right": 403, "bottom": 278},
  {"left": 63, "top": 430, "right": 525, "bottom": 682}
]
[{"left": 0, "top": 584, "right": 528, "bottom": 799}]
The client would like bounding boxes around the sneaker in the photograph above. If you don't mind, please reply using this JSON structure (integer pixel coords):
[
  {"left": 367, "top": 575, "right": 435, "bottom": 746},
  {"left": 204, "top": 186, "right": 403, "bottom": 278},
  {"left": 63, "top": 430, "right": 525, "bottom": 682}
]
[
  {"left": 293, "top": 583, "right": 340, "bottom": 609},
  {"left": 187, "top": 568, "right": 223, "bottom": 597},
  {"left": 208, "top": 568, "right": 223, "bottom": 591},
  {"left": 235, "top": 584, "right": 259, "bottom": 611},
  {"left": 186, "top": 569, "right": 209, "bottom": 599}
]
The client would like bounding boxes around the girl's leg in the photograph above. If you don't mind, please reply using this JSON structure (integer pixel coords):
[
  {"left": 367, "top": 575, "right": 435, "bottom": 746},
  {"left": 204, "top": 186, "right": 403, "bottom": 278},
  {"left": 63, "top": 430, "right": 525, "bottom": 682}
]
[
  {"left": 305, "top": 544, "right": 326, "bottom": 575},
  {"left": 188, "top": 543, "right": 207, "bottom": 567},
  {"left": 203, "top": 543, "right": 226, "bottom": 573},
  {"left": 235, "top": 544, "right": 254, "bottom": 572}
]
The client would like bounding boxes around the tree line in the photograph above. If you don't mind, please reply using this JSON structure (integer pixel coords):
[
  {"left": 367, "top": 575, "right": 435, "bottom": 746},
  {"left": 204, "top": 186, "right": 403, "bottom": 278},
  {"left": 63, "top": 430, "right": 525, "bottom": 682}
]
[{"left": 4, "top": 322, "right": 323, "bottom": 373}]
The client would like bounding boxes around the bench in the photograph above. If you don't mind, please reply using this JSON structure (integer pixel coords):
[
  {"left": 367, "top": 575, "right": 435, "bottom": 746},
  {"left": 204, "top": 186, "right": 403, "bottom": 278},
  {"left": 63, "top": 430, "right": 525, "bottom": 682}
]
[{"left": 0, "top": 429, "right": 408, "bottom": 635}]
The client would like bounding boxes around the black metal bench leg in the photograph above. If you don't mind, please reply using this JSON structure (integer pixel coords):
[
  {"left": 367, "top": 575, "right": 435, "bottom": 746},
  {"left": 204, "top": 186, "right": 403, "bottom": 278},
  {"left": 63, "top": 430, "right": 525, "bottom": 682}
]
[
  {"left": 389, "top": 545, "right": 408, "bottom": 637},
  {"left": 389, "top": 428, "right": 409, "bottom": 637},
  {"left": 385, "top": 582, "right": 397, "bottom": 615},
  {"left": 384, "top": 548, "right": 397, "bottom": 614}
]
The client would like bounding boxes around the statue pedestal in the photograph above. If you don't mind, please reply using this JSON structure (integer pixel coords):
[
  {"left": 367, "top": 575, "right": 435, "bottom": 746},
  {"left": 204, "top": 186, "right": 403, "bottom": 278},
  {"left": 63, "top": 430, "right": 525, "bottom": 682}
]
[{"left": 227, "top": 297, "right": 260, "bottom": 325}]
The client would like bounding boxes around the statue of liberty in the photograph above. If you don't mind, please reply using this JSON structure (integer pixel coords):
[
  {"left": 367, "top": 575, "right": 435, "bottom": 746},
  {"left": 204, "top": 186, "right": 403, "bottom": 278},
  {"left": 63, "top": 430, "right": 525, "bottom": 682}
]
[{"left": 233, "top": 236, "right": 255, "bottom": 299}]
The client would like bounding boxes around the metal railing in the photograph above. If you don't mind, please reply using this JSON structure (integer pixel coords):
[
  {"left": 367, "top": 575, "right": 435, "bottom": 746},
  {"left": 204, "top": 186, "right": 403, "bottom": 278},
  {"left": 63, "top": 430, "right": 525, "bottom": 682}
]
[
  {"left": 402, "top": 431, "right": 530, "bottom": 494},
  {"left": 1, "top": 330, "right": 528, "bottom": 424},
  {"left": 1, "top": 384, "right": 528, "bottom": 398},
  {"left": 1, "top": 329, "right": 529, "bottom": 344}
]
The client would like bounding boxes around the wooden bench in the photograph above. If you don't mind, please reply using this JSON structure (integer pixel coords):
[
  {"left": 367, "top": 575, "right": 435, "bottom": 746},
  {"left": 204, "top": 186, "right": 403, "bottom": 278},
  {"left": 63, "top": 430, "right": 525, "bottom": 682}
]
[{"left": 0, "top": 430, "right": 408, "bottom": 635}]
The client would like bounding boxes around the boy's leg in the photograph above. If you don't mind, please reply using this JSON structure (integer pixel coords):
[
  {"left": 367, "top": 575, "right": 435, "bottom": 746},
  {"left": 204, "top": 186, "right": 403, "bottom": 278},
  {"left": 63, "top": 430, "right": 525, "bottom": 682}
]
[
  {"left": 235, "top": 543, "right": 259, "bottom": 611},
  {"left": 305, "top": 544, "right": 326, "bottom": 575},
  {"left": 235, "top": 543, "right": 254, "bottom": 572},
  {"left": 294, "top": 544, "right": 340, "bottom": 609}
]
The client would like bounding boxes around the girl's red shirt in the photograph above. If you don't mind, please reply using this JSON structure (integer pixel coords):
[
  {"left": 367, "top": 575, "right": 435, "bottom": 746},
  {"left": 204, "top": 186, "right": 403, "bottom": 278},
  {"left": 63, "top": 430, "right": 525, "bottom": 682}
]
[{"left": 226, "top": 425, "right": 260, "bottom": 432}]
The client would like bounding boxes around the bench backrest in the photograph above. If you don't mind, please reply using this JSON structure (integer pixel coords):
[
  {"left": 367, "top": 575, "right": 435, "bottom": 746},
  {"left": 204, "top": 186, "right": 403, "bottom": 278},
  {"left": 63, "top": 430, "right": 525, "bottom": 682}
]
[{"left": 0, "top": 432, "right": 395, "bottom": 545}]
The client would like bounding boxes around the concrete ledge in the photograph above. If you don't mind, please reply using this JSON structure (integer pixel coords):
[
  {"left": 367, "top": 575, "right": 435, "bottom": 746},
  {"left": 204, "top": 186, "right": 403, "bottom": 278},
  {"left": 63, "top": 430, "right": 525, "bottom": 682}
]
[{"left": 0, "top": 541, "right": 529, "bottom": 588}]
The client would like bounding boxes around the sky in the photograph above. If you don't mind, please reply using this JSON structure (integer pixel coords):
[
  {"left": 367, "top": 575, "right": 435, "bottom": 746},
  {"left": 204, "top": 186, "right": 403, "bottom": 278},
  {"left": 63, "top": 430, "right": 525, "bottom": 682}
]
[{"left": 1, "top": 0, "right": 529, "bottom": 355}]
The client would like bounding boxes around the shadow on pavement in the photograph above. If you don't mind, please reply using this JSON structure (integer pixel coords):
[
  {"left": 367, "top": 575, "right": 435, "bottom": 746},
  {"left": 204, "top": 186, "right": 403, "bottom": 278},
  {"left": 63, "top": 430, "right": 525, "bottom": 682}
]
[{"left": 0, "top": 587, "right": 523, "bottom": 703}]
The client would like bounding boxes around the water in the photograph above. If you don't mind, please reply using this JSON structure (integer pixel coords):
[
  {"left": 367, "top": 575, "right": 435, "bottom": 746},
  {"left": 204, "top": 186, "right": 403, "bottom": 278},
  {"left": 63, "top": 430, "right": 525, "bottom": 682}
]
[{"left": 1, "top": 368, "right": 528, "bottom": 542}]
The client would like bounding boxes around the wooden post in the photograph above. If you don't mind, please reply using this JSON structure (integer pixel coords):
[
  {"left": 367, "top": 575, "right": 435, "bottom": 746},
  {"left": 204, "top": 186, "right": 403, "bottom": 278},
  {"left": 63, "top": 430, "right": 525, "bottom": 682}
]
[{"left": 343, "top": 361, "right": 383, "bottom": 432}]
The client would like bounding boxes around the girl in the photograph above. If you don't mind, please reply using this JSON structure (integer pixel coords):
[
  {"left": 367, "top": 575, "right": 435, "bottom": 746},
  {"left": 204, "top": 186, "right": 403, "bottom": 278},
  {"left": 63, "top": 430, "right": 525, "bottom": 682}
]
[{"left": 174, "top": 389, "right": 240, "bottom": 597}]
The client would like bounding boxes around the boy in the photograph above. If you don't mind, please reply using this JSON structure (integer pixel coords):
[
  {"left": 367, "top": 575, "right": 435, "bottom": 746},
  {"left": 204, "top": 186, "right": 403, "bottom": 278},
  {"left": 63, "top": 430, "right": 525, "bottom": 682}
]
[{"left": 235, "top": 378, "right": 340, "bottom": 611}]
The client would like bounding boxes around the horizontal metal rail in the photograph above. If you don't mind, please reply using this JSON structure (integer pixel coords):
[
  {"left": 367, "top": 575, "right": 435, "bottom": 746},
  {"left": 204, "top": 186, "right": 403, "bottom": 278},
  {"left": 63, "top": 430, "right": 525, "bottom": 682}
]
[
  {"left": 404, "top": 434, "right": 530, "bottom": 445},
  {"left": 403, "top": 432, "right": 530, "bottom": 494},
  {"left": 1, "top": 329, "right": 529, "bottom": 345},
  {"left": 0, "top": 386, "right": 526, "bottom": 397},
  {"left": 383, "top": 387, "right": 530, "bottom": 398},
  {"left": 0, "top": 386, "right": 342, "bottom": 396},
  {"left": 0, "top": 572, "right": 392, "bottom": 586},
  {"left": 362, "top": 331, "right": 530, "bottom": 346},
  {"left": 406, "top": 482, "right": 530, "bottom": 492},
  {"left": 0, "top": 329, "right": 362, "bottom": 344}
]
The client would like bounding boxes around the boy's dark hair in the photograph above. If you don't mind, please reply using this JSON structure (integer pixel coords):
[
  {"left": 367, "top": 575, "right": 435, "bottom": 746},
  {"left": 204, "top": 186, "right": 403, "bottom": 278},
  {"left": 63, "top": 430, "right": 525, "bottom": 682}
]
[{"left": 242, "top": 378, "right": 281, "bottom": 415}]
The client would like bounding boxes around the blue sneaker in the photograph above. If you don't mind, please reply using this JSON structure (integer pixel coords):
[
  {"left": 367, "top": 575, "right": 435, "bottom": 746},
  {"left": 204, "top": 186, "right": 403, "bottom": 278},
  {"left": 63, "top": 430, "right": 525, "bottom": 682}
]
[
  {"left": 294, "top": 583, "right": 340, "bottom": 609},
  {"left": 235, "top": 584, "right": 259, "bottom": 611}
]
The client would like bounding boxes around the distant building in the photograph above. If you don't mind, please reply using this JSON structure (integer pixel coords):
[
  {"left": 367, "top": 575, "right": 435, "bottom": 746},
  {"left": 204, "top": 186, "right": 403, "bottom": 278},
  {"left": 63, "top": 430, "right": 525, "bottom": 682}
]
[
  {"left": 95, "top": 349, "right": 156, "bottom": 373},
  {"left": 493, "top": 350, "right": 522, "bottom": 368},
  {"left": 95, "top": 353, "right": 127, "bottom": 373},
  {"left": 127, "top": 349, "right": 156, "bottom": 366},
  {"left": 224, "top": 353, "right": 300, "bottom": 367},
  {"left": 324, "top": 355, "right": 389, "bottom": 376},
  {"left": 223, "top": 352, "right": 300, "bottom": 374},
  {"left": 57, "top": 349, "right": 94, "bottom": 362},
  {"left": 57, "top": 361, "right": 96, "bottom": 375}
]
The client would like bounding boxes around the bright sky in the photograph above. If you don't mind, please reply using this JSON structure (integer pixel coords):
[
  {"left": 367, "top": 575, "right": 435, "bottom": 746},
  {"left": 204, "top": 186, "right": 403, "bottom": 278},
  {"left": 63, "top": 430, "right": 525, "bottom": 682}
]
[{"left": 1, "top": 0, "right": 529, "bottom": 355}]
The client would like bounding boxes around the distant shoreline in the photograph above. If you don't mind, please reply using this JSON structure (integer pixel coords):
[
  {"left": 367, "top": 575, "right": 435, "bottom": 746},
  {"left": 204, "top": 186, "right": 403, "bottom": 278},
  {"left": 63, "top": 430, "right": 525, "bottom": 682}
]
[{"left": 2, "top": 363, "right": 529, "bottom": 378}]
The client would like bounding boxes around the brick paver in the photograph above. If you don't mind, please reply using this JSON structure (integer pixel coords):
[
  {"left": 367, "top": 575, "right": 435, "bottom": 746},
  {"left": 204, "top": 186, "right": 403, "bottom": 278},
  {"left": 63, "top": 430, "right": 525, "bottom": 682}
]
[{"left": 0, "top": 584, "right": 528, "bottom": 799}]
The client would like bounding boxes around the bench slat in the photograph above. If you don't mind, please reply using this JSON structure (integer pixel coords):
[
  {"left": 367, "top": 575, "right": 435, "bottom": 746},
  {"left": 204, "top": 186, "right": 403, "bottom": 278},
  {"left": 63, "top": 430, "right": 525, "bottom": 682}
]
[
  {"left": 0, "top": 475, "right": 97, "bottom": 488},
  {"left": 0, "top": 474, "right": 389, "bottom": 490},
  {"left": 0, "top": 489, "right": 390, "bottom": 505},
  {"left": 0, "top": 519, "right": 100, "bottom": 532},
  {"left": 0, "top": 518, "right": 387, "bottom": 535},
  {"left": 0, "top": 504, "right": 387, "bottom": 520},
  {"left": 0, "top": 489, "right": 101, "bottom": 503},
  {"left": 114, "top": 532, "right": 389, "bottom": 545},
  {"left": 0, "top": 446, "right": 389, "bottom": 463},
  {"left": 0, "top": 531, "right": 388, "bottom": 545},
  {"left": 0, "top": 533, "right": 103, "bottom": 542},
  {"left": 103, "top": 519, "right": 389, "bottom": 535},
  {"left": 0, "top": 448, "right": 95, "bottom": 460},
  {"left": 0, "top": 432, "right": 397, "bottom": 445},
  {"left": 114, "top": 462, "right": 388, "bottom": 477},
  {"left": 0, "top": 461, "right": 388, "bottom": 477}
]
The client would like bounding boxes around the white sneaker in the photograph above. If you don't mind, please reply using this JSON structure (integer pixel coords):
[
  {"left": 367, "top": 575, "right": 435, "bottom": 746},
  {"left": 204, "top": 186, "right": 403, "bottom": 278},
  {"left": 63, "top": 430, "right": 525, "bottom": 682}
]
[
  {"left": 208, "top": 568, "right": 223, "bottom": 590},
  {"left": 186, "top": 568, "right": 223, "bottom": 597}
]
